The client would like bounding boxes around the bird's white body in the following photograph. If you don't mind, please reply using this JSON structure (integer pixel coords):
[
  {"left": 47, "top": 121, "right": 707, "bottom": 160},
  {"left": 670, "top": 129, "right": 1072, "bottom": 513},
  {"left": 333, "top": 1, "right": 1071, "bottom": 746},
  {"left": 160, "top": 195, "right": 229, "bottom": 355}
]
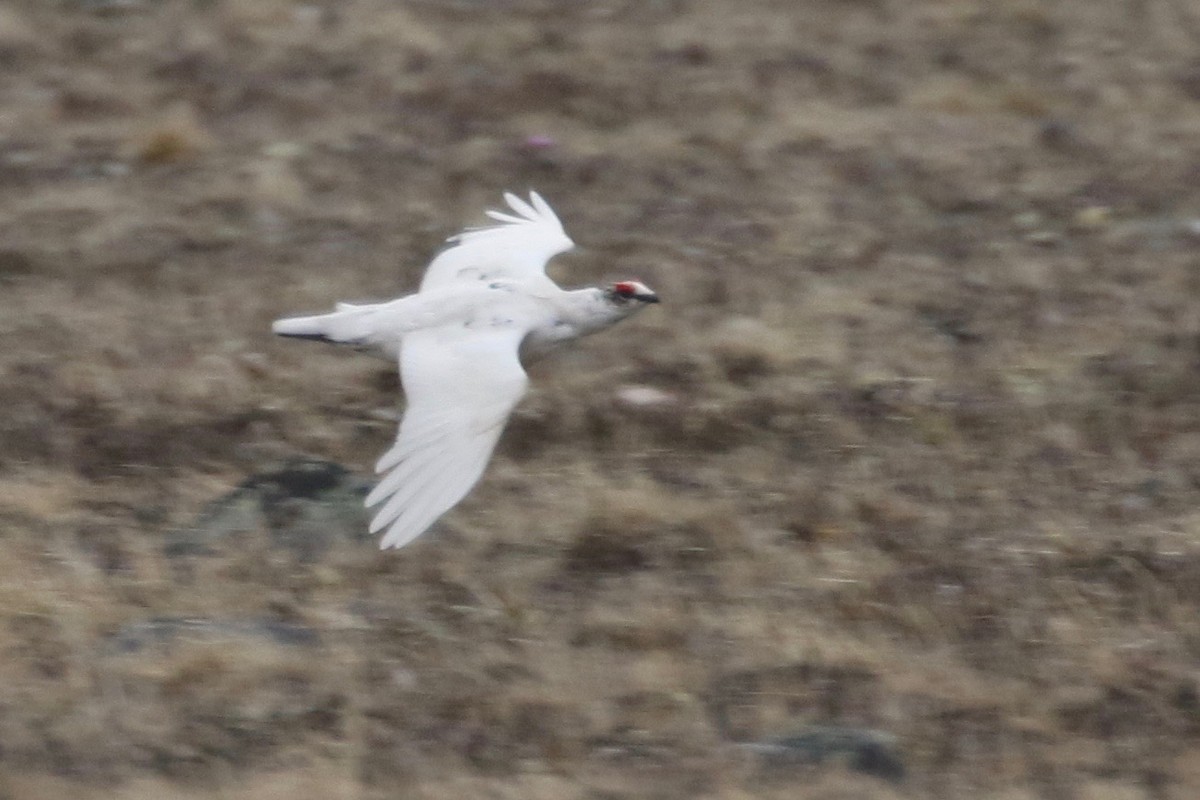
[{"left": 273, "top": 192, "right": 658, "bottom": 549}]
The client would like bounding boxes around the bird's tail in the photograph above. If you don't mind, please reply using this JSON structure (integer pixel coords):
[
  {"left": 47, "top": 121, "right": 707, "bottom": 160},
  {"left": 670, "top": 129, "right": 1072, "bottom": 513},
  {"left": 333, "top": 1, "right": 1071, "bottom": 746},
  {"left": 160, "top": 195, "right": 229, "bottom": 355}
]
[{"left": 271, "top": 302, "right": 379, "bottom": 345}]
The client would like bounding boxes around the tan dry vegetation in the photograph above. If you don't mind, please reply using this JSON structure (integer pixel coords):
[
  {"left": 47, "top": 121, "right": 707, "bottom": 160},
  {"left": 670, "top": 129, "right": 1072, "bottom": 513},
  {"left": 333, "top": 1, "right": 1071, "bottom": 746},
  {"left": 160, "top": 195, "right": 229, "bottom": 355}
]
[{"left": 3, "top": 0, "right": 1200, "bottom": 797}]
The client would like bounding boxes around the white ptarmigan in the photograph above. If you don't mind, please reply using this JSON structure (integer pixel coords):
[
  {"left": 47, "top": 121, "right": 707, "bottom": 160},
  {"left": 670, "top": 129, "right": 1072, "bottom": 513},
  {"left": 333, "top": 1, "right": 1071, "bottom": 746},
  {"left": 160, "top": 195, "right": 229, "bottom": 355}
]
[{"left": 272, "top": 191, "right": 659, "bottom": 549}]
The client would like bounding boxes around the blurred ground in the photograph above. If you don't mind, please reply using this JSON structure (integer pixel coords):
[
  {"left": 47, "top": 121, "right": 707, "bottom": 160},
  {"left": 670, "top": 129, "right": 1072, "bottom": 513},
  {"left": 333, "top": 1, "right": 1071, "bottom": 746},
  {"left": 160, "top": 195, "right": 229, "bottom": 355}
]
[{"left": 2, "top": 0, "right": 1200, "bottom": 797}]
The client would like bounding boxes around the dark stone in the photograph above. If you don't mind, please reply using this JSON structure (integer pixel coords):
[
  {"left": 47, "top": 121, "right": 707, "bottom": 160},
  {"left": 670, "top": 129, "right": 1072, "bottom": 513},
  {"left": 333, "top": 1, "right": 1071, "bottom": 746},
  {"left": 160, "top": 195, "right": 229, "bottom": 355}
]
[
  {"left": 738, "top": 726, "right": 906, "bottom": 782},
  {"left": 164, "top": 458, "right": 373, "bottom": 561},
  {"left": 107, "top": 615, "right": 319, "bottom": 654}
]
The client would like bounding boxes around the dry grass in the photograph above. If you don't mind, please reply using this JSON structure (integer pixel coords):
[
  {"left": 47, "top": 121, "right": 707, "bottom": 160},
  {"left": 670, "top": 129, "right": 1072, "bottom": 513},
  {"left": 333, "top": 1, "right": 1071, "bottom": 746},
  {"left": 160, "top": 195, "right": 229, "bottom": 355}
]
[{"left": 2, "top": 0, "right": 1200, "bottom": 797}]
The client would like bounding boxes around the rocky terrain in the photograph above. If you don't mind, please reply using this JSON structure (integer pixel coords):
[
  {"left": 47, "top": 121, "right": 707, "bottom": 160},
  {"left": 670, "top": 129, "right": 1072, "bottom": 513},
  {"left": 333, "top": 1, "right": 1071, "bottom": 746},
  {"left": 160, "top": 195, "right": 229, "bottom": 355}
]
[{"left": 2, "top": 1, "right": 1200, "bottom": 797}]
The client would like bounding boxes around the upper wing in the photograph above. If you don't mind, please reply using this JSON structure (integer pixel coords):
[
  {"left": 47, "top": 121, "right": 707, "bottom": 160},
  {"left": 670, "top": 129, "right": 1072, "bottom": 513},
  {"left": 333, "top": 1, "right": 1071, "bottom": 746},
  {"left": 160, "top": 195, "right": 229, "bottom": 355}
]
[
  {"left": 419, "top": 191, "right": 574, "bottom": 292},
  {"left": 365, "top": 325, "right": 529, "bottom": 549}
]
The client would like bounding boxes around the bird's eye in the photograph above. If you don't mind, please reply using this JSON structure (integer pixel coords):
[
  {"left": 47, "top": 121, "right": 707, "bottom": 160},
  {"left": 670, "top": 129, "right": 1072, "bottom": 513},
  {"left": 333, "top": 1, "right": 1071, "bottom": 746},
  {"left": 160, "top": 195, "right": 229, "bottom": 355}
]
[{"left": 613, "top": 282, "right": 636, "bottom": 298}]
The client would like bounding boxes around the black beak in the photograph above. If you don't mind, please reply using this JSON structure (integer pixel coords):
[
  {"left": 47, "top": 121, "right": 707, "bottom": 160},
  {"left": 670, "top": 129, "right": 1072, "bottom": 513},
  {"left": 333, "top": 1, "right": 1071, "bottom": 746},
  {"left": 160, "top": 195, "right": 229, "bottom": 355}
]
[{"left": 636, "top": 292, "right": 660, "bottom": 304}]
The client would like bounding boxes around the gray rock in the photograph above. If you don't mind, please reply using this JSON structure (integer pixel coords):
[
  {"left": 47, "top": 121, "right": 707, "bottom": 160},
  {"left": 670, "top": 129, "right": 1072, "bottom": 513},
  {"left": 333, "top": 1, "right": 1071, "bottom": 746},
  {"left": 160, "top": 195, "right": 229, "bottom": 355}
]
[
  {"left": 69, "top": 0, "right": 147, "bottom": 14},
  {"left": 737, "top": 726, "right": 905, "bottom": 782},
  {"left": 707, "top": 662, "right": 903, "bottom": 781},
  {"left": 107, "top": 616, "right": 319, "bottom": 655},
  {"left": 707, "top": 661, "right": 882, "bottom": 742},
  {"left": 165, "top": 458, "right": 373, "bottom": 561}
]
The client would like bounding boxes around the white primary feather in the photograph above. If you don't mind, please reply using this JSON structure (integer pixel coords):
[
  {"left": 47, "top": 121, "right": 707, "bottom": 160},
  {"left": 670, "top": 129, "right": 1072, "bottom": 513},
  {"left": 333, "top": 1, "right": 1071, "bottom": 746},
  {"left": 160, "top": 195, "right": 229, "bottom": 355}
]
[
  {"left": 272, "top": 191, "right": 658, "bottom": 549},
  {"left": 419, "top": 191, "right": 574, "bottom": 292},
  {"left": 367, "top": 326, "right": 529, "bottom": 549}
]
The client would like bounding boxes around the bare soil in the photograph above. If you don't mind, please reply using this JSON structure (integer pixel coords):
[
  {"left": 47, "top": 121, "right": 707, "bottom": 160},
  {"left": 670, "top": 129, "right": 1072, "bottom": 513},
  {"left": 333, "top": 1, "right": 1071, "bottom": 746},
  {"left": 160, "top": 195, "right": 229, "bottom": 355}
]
[{"left": 3, "top": 1, "right": 1200, "bottom": 797}]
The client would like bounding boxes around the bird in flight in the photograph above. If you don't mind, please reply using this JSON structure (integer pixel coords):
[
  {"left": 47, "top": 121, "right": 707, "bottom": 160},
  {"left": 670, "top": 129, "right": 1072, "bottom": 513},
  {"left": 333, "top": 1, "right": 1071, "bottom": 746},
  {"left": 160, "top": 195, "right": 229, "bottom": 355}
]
[{"left": 273, "top": 191, "right": 659, "bottom": 549}]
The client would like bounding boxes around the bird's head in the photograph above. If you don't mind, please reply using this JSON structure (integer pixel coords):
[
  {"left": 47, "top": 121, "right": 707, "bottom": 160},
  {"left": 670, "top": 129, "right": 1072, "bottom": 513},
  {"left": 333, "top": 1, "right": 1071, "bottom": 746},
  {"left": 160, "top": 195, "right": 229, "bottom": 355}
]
[
  {"left": 563, "top": 280, "right": 659, "bottom": 340},
  {"left": 605, "top": 280, "right": 660, "bottom": 308}
]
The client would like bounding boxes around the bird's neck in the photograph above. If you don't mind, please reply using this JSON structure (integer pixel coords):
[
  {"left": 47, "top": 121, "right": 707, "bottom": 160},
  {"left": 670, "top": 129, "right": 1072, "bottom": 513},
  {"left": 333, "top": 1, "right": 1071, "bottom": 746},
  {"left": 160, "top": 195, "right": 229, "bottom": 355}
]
[
  {"left": 556, "top": 288, "right": 628, "bottom": 337},
  {"left": 522, "top": 288, "right": 626, "bottom": 360}
]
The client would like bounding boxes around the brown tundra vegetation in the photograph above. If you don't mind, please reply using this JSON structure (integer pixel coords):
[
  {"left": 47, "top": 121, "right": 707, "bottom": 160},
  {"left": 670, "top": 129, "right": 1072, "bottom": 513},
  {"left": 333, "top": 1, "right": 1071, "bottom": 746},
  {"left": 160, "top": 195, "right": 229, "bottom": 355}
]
[{"left": 2, "top": 1, "right": 1200, "bottom": 798}]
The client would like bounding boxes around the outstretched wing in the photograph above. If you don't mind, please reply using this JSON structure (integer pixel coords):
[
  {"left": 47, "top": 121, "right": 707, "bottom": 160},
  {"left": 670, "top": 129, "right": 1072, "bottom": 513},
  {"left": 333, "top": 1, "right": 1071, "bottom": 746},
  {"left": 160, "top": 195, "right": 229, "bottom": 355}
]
[
  {"left": 419, "top": 191, "right": 574, "bottom": 292},
  {"left": 365, "top": 325, "right": 529, "bottom": 549}
]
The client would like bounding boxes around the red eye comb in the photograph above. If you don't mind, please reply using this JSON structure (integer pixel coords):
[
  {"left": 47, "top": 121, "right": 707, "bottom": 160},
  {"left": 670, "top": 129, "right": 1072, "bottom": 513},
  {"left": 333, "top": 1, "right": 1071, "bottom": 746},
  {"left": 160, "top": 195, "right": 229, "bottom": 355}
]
[{"left": 614, "top": 281, "right": 637, "bottom": 296}]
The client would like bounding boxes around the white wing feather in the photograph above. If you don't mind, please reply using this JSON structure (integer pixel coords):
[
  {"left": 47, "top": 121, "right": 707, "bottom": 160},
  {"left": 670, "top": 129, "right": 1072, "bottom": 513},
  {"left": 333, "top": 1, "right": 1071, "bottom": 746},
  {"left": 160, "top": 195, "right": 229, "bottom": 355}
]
[
  {"left": 366, "top": 325, "right": 529, "bottom": 549},
  {"left": 418, "top": 191, "right": 574, "bottom": 292}
]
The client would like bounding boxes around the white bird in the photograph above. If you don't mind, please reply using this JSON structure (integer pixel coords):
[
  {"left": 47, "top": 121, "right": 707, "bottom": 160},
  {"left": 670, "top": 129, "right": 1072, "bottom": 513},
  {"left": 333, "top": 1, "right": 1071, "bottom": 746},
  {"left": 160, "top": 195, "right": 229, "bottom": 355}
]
[{"left": 272, "top": 191, "right": 659, "bottom": 549}]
